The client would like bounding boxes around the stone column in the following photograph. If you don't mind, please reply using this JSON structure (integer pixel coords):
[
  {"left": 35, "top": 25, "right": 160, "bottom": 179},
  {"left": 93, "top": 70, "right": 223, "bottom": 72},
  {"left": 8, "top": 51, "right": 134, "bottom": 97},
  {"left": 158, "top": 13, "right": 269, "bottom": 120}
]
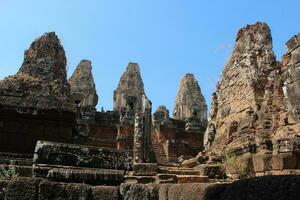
[
  {"left": 142, "top": 95, "right": 152, "bottom": 162},
  {"left": 133, "top": 112, "right": 144, "bottom": 163}
]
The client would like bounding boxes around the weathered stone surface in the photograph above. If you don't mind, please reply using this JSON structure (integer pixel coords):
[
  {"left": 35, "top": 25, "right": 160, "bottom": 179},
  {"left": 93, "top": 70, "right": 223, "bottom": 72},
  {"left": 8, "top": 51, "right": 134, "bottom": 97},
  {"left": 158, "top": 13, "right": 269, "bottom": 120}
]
[
  {"left": 282, "top": 33, "right": 300, "bottom": 121},
  {"left": 194, "top": 164, "right": 225, "bottom": 179},
  {"left": 133, "top": 112, "right": 145, "bottom": 163},
  {"left": 33, "top": 141, "right": 133, "bottom": 173},
  {"left": 152, "top": 106, "right": 170, "bottom": 126},
  {"left": 252, "top": 153, "right": 272, "bottom": 173},
  {"left": 113, "top": 62, "right": 146, "bottom": 117},
  {"left": 176, "top": 175, "right": 209, "bottom": 183},
  {"left": 124, "top": 175, "right": 156, "bottom": 184},
  {"left": 47, "top": 167, "right": 125, "bottom": 185},
  {"left": 181, "top": 157, "right": 199, "bottom": 168},
  {"left": 271, "top": 152, "right": 297, "bottom": 170},
  {"left": 120, "top": 183, "right": 159, "bottom": 200},
  {"left": 158, "top": 183, "right": 226, "bottom": 200},
  {"left": 4, "top": 177, "right": 41, "bottom": 200},
  {"left": 69, "top": 59, "right": 98, "bottom": 108},
  {"left": 219, "top": 175, "right": 300, "bottom": 200},
  {"left": 0, "top": 109, "right": 74, "bottom": 154},
  {"left": 0, "top": 32, "right": 75, "bottom": 113},
  {"left": 39, "top": 179, "right": 91, "bottom": 200},
  {"left": 155, "top": 174, "right": 177, "bottom": 184},
  {"left": 203, "top": 23, "right": 300, "bottom": 176},
  {"left": 207, "top": 22, "right": 284, "bottom": 156},
  {"left": 70, "top": 60, "right": 98, "bottom": 144},
  {"left": 173, "top": 73, "right": 207, "bottom": 131},
  {"left": 92, "top": 186, "right": 118, "bottom": 200},
  {"left": 133, "top": 163, "right": 158, "bottom": 176},
  {"left": 0, "top": 180, "right": 9, "bottom": 200}
]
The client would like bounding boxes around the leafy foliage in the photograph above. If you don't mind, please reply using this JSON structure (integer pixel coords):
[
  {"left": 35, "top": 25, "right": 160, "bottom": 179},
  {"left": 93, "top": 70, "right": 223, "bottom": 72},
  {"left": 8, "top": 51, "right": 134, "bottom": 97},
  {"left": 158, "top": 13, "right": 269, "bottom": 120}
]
[
  {"left": 0, "top": 166, "right": 19, "bottom": 180},
  {"left": 222, "top": 151, "right": 248, "bottom": 179}
]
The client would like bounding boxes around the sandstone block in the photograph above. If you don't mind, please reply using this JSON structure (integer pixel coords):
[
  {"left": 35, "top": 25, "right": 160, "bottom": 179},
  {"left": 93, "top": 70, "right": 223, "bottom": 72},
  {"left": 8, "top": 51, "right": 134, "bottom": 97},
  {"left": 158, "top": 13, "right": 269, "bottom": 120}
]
[
  {"left": 271, "top": 153, "right": 297, "bottom": 170},
  {"left": 39, "top": 180, "right": 91, "bottom": 200},
  {"left": 92, "top": 186, "right": 118, "bottom": 200},
  {"left": 252, "top": 153, "right": 272, "bottom": 172},
  {"left": 194, "top": 164, "right": 224, "bottom": 178},
  {"left": 120, "top": 183, "right": 159, "bottom": 200},
  {"left": 133, "top": 163, "right": 158, "bottom": 176},
  {"left": 181, "top": 157, "right": 199, "bottom": 168},
  {"left": 33, "top": 140, "right": 133, "bottom": 173},
  {"left": 4, "top": 177, "right": 40, "bottom": 200},
  {"left": 176, "top": 175, "right": 209, "bottom": 183}
]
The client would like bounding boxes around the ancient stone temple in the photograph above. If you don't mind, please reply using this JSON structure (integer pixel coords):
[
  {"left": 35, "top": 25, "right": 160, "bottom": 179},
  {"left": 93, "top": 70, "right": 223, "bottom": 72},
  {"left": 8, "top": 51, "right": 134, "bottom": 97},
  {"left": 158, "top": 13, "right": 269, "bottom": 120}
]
[{"left": 2, "top": 23, "right": 300, "bottom": 200}]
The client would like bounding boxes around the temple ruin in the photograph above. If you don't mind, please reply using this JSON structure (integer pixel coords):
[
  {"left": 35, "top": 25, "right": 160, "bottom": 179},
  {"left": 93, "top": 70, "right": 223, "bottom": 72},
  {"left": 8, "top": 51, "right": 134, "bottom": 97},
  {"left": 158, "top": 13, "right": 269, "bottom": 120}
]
[{"left": 1, "top": 22, "right": 300, "bottom": 199}]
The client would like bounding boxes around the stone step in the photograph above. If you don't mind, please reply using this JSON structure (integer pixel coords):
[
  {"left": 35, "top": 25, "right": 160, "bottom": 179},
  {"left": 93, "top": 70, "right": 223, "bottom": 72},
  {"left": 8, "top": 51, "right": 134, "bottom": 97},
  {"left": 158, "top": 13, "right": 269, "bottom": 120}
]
[
  {"left": 124, "top": 175, "right": 155, "bottom": 184},
  {"left": 46, "top": 167, "right": 125, "bottom": 185},
  {"left": 158, "top": 166, "right": 199, "bottom": 175},
  {"left": 176, "top": 175, "right": 209, "bottom": 183},
  {"left": 194, "top": 164, "right": 224, "bottom": 179},
  {"left": 155, "top": 173, "right": 177, "bottom": 184},
  {"left": 0, "top": 152, "right": 33, "bottom": 166},
  {"left": 151, "top": 136, "right": 171, "bottom": 166},
  {"left": 167, "top": 169, "right": 200, "bottom": 176}
]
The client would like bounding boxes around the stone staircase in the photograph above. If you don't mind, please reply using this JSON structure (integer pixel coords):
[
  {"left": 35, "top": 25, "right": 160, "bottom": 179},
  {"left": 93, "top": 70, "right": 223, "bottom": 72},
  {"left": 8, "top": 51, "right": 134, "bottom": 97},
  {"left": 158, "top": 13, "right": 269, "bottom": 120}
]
[
  {"left": 158, "top": 166, "right": 209, "bottom": 183},
  {"left": 151, "top": 134, "right": 171, "bottom": 166},
  {"left": 151, "top": 133, "right": 170, "bottom": 166}
]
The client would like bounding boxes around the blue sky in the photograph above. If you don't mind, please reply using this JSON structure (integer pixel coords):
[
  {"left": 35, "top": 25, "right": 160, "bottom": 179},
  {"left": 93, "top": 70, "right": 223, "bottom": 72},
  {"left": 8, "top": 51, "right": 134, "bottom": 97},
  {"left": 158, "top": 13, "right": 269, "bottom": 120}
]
[{"left": 0, "top": 0, "right": 299, "bottom": 113}]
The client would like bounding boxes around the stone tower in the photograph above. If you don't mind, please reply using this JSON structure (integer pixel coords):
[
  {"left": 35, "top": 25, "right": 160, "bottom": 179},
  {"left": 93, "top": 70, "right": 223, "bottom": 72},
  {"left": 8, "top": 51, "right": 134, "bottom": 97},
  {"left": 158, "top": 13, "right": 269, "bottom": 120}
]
[
  {"left": 0, "top": 32, "right": 75, "bottom": 113},
  {"left": 173, "top": 73, "right": 207, "bottom": 131},
  {"left": 69, "top": 60, "right": 99, "bottom": 143},
  {"left": 69, "top": 59, "right": 98, "bottom": 108},
  {"left": 113, "top": 62, "right": 146, "bottom": 117},
  {"left": 206, "top": 22, "right": 278, "bottom": 154}
]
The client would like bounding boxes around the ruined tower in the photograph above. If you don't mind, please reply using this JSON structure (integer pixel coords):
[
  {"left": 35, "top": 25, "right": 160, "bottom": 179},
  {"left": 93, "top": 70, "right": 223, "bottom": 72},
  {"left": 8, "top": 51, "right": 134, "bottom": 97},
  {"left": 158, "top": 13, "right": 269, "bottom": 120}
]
[
  {"left": 0, "top": 32, "right": 75, "bottom": 113},
  {"left": 206, "top": 22, "right": 278, "bottom": 154},
  {"left": 69, "top": 59, "right": 98, "bottom": 108},
  {"left": 173, "top": 73, "right": 207, "bottom": 132},
  {"left": 113, "top": 62, "right": 146, "bottom": 117},
  {"left": 69, "top": 59, "right": 99, "bottom": 143}
]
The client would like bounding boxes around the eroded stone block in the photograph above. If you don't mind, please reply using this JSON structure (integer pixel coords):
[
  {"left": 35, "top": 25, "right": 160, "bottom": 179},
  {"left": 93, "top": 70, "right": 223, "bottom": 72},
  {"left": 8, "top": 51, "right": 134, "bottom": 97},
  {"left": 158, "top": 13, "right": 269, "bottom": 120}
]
[
  {"left": 271, "top": 153, "right": 297, "bottom": 170},
  {"left": 33, "top": 141, "right": 133, "bottom": 171},
  {"left": 252, "top": 153, "right": 272, "bottom": 172},
  {"left": 39, "top": 180, "right": 91, "bottom": 200},
  {"left": 4, "top": 177, "right": 40, "bottom": 200},
  {"left": 47, "top": 167, "right": 124, "bottom": 185},
  {"left": 92, "top": 186, "right": 118, "bottom": 200},
  {"left": 133, "top": 163, "right": 158, "bottom": 176},
  {"left": 194, "top": 164, "right": 224, "bottom": 178},
  {"left": 120, "top": 183, "right": 159, "bottom": 200}
]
